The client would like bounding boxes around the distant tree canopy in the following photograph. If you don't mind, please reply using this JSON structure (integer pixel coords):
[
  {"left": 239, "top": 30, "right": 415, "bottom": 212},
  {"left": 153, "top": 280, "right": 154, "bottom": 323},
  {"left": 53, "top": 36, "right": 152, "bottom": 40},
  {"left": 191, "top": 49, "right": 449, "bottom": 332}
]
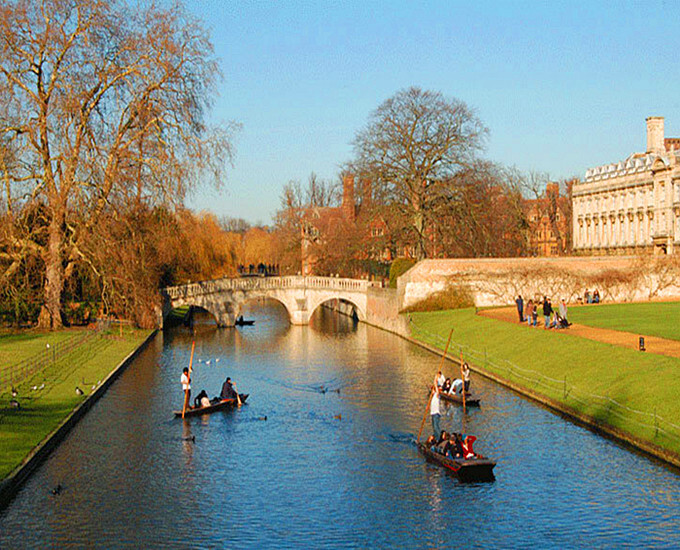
[
  {"left": 0, "top": 0, "right": 237, "bottom": 328},
  {"left": 352, "top": 87, "right": 488, "bottom": 261}
]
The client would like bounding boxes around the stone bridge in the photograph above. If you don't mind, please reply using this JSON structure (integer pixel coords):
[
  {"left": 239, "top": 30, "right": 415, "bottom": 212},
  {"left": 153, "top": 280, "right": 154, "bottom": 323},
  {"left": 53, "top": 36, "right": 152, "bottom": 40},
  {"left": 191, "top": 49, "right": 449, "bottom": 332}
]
[{"left": 161, "top": 276, "right": 371, "bottom": 327}]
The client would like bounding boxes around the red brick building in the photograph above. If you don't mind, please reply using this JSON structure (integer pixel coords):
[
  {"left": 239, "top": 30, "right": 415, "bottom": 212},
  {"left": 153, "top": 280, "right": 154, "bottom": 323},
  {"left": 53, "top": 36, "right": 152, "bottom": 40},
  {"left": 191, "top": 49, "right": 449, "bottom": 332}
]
[{"left": 524, "top": 182, "right": 571, "bottom": 256}]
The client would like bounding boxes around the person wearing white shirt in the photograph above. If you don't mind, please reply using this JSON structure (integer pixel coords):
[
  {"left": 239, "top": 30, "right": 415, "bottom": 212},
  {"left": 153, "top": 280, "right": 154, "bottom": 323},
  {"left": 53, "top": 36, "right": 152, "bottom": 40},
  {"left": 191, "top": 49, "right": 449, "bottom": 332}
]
[
  {"left": 435, "top": 371, "right": 445, "bottom": 391},
  {"left": 181, "top": 367, "right": 191, "bottom": 404},
  {"left": 462, "top": 362, "right": 471, "bottom": 392},
  {"left": 450, "top": 378, "right": 463, "bottom": 395},
  {"left": 430, "top": 387, "right": 442, "bottom": 438}
]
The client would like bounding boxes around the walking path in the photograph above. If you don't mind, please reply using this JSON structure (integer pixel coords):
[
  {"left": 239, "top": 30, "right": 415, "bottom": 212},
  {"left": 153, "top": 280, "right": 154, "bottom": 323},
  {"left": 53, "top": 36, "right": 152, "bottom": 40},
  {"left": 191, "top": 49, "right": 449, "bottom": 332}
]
[{"left": 480, "top": 306, "right": 680, "bottom": 359}]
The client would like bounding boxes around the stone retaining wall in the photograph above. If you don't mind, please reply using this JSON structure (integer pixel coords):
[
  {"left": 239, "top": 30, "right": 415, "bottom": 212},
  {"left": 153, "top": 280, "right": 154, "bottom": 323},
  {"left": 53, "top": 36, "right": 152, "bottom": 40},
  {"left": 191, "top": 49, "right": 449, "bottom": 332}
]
[{"left": 398, "top": 256, "right": 680, "bottom": 309}]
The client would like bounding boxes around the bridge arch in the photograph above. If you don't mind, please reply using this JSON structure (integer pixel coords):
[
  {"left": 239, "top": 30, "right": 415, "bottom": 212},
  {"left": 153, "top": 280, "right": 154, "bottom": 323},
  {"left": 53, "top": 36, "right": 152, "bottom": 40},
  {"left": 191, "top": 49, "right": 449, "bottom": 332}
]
[{"left": 307, "top": 296, "right": 366, "bottom": 323}]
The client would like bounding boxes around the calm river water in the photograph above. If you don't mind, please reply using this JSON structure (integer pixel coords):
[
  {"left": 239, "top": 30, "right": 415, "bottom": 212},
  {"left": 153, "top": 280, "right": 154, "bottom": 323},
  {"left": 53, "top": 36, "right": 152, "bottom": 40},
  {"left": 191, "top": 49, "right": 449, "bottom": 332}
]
[{"left": 2, "top": 301, "right": 680, "bottom": 548}]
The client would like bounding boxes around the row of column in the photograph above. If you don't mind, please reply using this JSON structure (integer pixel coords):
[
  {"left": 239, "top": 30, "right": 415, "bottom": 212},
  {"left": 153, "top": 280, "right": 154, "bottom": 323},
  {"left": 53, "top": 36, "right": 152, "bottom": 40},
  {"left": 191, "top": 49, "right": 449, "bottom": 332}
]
[{"left": 576, "top": 210, "right": 653, "bottom": 249}]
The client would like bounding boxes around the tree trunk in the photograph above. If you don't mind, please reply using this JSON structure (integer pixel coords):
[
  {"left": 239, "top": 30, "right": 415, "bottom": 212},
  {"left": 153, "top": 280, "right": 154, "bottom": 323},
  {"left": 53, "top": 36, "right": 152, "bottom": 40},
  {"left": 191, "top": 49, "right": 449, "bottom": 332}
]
[
  {"left": 37, "top": 209, "right": 65, "bottom": 329},
  {"left": 413, "top": 210, "right": 427, "bottom": 261}
]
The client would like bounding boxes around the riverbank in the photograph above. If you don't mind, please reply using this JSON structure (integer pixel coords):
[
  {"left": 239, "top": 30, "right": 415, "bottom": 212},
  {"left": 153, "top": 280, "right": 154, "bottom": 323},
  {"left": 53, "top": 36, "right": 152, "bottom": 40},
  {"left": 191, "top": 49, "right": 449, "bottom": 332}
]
[
  {"left": 0, "top": 327, "right": 155, "bottom": 503},
  {"left": 405, "top": 308, "right": 680, "bottom": 467}
]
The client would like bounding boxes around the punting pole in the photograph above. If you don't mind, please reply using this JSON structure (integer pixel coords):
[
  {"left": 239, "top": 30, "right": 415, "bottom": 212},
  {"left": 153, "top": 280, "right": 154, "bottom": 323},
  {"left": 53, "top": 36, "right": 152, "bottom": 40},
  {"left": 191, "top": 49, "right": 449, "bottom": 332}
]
[
  {"left": 460, "top": 348, "right": 466, "bottom": 414},
  {"left": 181, "top": 341, "right": 196, "bottom": 419},
  {"left": 417, "top": 328, "right": 454, "bottom": 443}
]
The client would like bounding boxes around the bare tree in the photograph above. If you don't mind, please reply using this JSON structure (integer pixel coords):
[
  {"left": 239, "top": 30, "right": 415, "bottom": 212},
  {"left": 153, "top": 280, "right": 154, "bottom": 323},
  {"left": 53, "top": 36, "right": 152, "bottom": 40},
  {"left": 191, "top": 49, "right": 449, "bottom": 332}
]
[
  {"left": 0, "top": 0, "right": 236, "bottom": 328},
  {"left": 220, "top": 217, "right": 251, "bottom": 234},
  {"left": 306, "top": 172, "right": 339, "bottom": 208},
  {"left": 352, "top": 87, "right": 487, "bottom": 260}
]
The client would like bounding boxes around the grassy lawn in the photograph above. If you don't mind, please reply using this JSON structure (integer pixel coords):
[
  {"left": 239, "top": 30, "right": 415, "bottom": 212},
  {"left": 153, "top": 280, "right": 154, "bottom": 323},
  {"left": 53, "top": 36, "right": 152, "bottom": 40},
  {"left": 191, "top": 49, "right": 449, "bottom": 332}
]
[
  {"left": 0, "top": 330, "right": 86, "bottom": 367},
  {"left": 0, "top": 328, "right": 152, "bottom": 480},
  {"left": 409, "top": 308, "right": 680, "bottom": 458},
  {"left": 568, "top": 301, "right": 680, "bottom": 341}
]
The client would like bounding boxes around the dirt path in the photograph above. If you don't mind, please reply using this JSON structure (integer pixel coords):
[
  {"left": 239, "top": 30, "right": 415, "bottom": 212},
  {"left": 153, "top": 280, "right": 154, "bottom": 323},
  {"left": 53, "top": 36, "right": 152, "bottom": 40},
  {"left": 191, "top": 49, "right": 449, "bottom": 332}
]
[{"left": 480, "top": 306, "right": 680, "bottom": 359}]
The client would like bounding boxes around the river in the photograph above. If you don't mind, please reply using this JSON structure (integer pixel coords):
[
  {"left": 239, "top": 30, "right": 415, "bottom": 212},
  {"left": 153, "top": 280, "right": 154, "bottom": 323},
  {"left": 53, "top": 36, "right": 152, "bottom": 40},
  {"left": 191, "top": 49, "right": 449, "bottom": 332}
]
[{"left": 1, "top": 301, "right": 679, "bottom": 548}]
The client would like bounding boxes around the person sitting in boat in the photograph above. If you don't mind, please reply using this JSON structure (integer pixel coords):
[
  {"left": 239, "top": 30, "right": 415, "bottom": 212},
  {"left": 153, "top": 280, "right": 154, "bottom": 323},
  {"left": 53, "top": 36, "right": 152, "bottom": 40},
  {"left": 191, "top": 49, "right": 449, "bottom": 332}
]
[
  {"left": 460, "top": 434, "right": 477, "bottom": 459},
  {"left": 447, "top": 433, "right": 465, "bottom": 459},
  {"left": 220, "top": 377, "right": 238, "bottom": 400},
  {"left": 194, "top": 389, "right": 211, "bottom": 409},
  {"left": 425, "top": 434, "right": 437, "bottom": 450},
  {"left": 450, "top": 378, "right": 463, "bottom": 395},
  {"left": 442, "top": 378, "right": 452, "bottom": 393},
  {"left": 462, "top": 363, "right": 471, "bottom": 393},
  {"left": 435, "top": 431, "right": 450, "bottom": 455}
]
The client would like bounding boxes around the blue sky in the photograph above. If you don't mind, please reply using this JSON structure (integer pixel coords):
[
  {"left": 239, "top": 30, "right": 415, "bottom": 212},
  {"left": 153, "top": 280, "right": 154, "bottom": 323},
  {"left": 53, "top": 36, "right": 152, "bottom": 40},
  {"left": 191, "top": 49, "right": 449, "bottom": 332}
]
[{"left": 185, "top": 0, "right": 680, "bottom": 224}]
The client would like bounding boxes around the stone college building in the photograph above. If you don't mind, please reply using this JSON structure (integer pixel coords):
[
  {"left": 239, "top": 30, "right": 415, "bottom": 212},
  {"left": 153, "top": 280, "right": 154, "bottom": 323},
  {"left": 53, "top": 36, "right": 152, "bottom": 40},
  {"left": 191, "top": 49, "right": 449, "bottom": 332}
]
[{"left": 572, "top": 117, "right": 680, "bottom": 255}]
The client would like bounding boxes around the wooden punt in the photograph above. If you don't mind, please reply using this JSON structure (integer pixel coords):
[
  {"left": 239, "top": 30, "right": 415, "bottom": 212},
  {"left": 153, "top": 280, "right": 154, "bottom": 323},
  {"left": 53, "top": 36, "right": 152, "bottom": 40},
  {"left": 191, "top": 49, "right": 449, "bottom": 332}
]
[
  {"left": 439, "top": 391, "right": 480, "bottom": 407},
  {"left": 174, "top": 394, "right": 248, "bottom": 417},
  {"left": 235, "top": 319, "right": 255, "bottom": 326},
  {"left": 418, "top": 442, "right": 496, "bottom": 482}
]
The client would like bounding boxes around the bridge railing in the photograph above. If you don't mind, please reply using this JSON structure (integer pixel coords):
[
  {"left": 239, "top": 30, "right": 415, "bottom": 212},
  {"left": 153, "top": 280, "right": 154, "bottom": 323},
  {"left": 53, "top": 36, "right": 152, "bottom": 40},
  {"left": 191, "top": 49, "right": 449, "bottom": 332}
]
[{"left": 163, "top": 276, "right": 371, "bottom": 300}]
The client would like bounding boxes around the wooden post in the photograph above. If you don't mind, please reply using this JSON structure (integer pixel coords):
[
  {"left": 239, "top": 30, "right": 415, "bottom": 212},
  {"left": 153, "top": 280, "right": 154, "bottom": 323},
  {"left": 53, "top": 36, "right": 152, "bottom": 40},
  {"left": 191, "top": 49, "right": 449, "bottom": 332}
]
[{"left": 181, "top": 341, "right": 196, "bottom": 419}]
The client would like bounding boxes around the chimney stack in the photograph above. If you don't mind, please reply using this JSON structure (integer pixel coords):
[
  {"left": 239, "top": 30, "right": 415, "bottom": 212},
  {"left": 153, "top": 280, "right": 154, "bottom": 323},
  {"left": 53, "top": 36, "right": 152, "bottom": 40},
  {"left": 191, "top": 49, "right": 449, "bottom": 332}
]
[
  {"left": 342, "top": 173, "right": 355, "bottom": 221},
  {"left": 646, "top": 116, "right": 665, "bottom": 155}
]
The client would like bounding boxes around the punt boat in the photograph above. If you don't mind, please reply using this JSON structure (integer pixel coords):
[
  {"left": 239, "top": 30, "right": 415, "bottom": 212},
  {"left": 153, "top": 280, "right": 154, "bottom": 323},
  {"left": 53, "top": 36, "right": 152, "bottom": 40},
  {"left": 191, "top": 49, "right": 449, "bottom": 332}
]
[
  {"left": 174, "top": 394, "right": 248, "bottom": 417},
  {"left": 439, "top": 391, "right": 480, "bottom": 407},
  {"left": 418, "top": 439, "right": 496, "bottom": 482}
]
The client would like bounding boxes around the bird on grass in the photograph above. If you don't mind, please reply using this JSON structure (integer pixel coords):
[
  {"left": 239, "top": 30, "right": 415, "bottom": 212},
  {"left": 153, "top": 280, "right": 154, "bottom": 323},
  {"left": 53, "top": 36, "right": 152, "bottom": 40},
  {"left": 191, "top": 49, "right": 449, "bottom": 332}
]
[
  {"left": 75, "top": 387, "right": 84, "bottom": 395},
  {"left": 10, "top": 399, "right": 20, "bottom": 410},
  {"left": 11, "top": 387, "right": 17, "bottom": 397}
]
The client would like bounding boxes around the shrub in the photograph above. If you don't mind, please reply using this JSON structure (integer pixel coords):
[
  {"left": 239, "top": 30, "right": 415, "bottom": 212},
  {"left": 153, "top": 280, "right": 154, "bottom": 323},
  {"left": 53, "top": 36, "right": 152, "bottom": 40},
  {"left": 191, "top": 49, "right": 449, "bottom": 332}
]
[
  {"left": 389, "top": 258, "right": 416, "bottom": 288},
  {"left": 402, "top": 284, "right": 475, "bottom": 312}
]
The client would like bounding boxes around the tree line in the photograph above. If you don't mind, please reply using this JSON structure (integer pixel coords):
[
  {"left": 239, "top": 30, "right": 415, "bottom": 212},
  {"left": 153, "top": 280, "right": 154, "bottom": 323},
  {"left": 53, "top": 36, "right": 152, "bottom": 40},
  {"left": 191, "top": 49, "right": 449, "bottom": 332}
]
[
  {"left": 0, "top": 1, "right": 572, "bottom": 330},
  {"left": 272, "top": 87, "right": 574, "bottom": 278}
]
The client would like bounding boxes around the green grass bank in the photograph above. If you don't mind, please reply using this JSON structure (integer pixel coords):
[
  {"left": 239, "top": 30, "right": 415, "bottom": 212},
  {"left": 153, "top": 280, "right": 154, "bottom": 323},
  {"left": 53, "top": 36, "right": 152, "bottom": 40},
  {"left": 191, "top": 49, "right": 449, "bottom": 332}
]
[
  {"left": 0, "top": 328, "right": 152, "bottom": 480},
  {"left": 568, "top": 301, "right": 680, "bottom": 341},
  {"left": 409, "top": 308, "right": 680, "bottom": 464}
]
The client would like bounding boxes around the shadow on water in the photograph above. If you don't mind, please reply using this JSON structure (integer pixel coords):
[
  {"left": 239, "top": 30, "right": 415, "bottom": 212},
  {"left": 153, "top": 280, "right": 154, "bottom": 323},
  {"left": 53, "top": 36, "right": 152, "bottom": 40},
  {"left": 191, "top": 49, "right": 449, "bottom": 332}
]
[{"left": 1, "top": 301, "right": 680, "bottom": 548}]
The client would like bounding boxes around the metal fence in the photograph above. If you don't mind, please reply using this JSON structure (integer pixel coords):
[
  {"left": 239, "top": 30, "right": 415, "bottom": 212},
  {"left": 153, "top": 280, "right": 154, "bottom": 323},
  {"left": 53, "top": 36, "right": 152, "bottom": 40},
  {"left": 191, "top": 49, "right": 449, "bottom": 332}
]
[
  {"left": 0, "top": 328, "right": 103, "bottom": 392},
  {"left": 410, "top": 319, "right": 680, "bottom": 445}
]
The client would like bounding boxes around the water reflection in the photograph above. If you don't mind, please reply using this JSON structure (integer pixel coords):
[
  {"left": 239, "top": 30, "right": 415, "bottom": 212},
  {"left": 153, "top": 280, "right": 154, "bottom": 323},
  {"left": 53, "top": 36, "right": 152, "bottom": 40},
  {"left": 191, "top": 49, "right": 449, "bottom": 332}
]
[{"left": 1, "top": 302, "right": 680, "bottom": 548}]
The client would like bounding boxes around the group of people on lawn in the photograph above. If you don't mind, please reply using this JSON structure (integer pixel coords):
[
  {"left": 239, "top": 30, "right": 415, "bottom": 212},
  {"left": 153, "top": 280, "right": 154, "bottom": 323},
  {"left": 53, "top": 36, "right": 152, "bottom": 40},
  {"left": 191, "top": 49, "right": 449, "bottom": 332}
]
[{"left": 514, "top": 295, "right": 571, "bottom": 330}]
